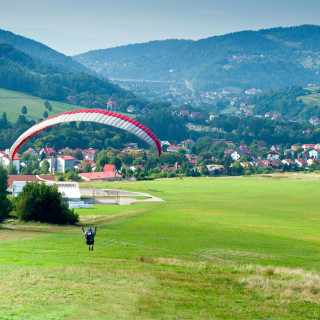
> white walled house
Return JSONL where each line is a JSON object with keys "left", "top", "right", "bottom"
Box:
{"left": 267, "top": 151, "right": 280, "bottom": 161}
{"left": 23, "top": 148, "right": 38, "bottom": 156}
{"left": 231, "top": 150, "right": 245, "bottom": 161}
{"left": 57, "top": 156, "right": 75, "bottom": 172}
{"left": 82, "top": 148, "right": 96, "bottom": 161}
{"left": 0, "top": 151, "right": 20, "bottom": 174}
{"left": 42, "top": 156, "right": 75, "bottom": 173}
{"left": 295, "top": 158, "right": 308, "bottom": 167}
{"left": 309, "top": 149, "right": 320, "bottom": 159}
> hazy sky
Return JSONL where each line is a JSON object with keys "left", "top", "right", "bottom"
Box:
{"left": 0, "top": 0, "right": 319, "bottom": 56}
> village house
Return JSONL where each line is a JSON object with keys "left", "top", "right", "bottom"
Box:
{"left": 43, "top": 156, "right": 75, "bottom": 173}
{"left": 267, "top": 151, "right": 280, "bottom": 161}
{"left": 190, "top": 112, "right": 204, "bottom": 119}
{"left": 58, "top": 147, "right": 75, "bottom": 154}
{"left": 127, "top": 105, "right": 137, "bottom": 113}
{"left": 181, "top": 139, "right": 195, "bottom": 148}
{"left": 307, "top": 158, "right": 320, "bottom": 166}
{"left": 106, "top": 101, "right": 117, "bottom": 110}
{"left": 40, "top": 147, "right": 56, "bottom": 157}
{"left": 127, "top": 143, "right": 138, "bottom": 149}
{"left": 257, "top": 141, "right": 267, "bottom": 150}
{"left": 302, "top": 144, "right": 315, "bottom": 151}
{"left": 271, "top": 114, "right": 284, "bottom": 121}
{"left": 122, "top": 147, "right": 139, "bottom": 153}
{"left": 239, "top": 145, "right": 250, "bottom": 154}
{"left": 240, "top": 162, "right": 250, "bottom": 168}
{"left": 78, "top": 164, "right": 122, "bottom": 181}
{"left": 284, "top": 149, "right": 294, "bottom": 157}
{"left": 270, "top": 145, "right": 283, "bottom": 152}
{"left": 259, "top": 160, "right": 273, "bottom": 168}
{"left": 231, "top": 150, "right": 246, "bottom": 161}
{"left": 161, "top": 162, "right": 178, "bottom": 172}
{"left": 141, "top": 107, "right": 150, "bottom": 115}
{"left": 79, "top": 171, "right": 122, "bottom": 182}
{"left": 282, "top": 159, "right": 293, "bottom": 166}
{"left": 245, "top": 88, "right": 261, "bottom": 95}
{"left": 206, "top": 164, "right": 224, "bottom": 175}
{"left": 23, "top": 148, "right": 38, "bottom": 156}
{"left": 167, "top": 146, "right": 189, "bottom": 154}
{"left": 66, "top": 95, "right": 78, "bottom": 105}
{"left": 82, "top": 148, "right": 96, "bottom": 161}
{"left": 271, "top": 159, "right": 283, "bottom": 168}
{"left": 130, "top": 165, "right": 144, "bottom": 172}
{"left": 251, "top": 152, "right": 262, "bottom": 160}
{"left": 180, "top": 110, "right": 189, "bottom": 117}
{"left": 224, "top": 149, "right": 235, "bottom": 156}
{"left": 103, "top": 164, "right": 119, "bottom": 173}
{"left": 309, "top": 149, "right": 320, "bottom": 159}
{"left": 295, "top": 158, "right": 308, "bottom": 168}
{"left": 291, "top": 145, "right": 301, "bottom": 152}
{"left": 0, "top": 151, "right": 20, "bottom": 174}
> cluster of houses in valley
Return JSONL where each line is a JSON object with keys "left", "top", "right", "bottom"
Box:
{"left": 2, "top": 137, "right": 320, "bottom": 181}
{"left": 223, "top": 141, "right": 320, "bottom": 170}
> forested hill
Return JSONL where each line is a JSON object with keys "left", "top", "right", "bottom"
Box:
{"left": 0, "top": 43, "right": 134, "bottom": 106}
{"left": 0, "top": 29, "right": 91, "bottom": 74}
{"left": 74, "top": 25, "right": 320, "bottom": 90}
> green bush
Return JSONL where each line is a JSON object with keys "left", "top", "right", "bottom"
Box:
{"left": 0, "top": 164, "right": 10, "bottom": 222}
{"left": 15, "top": 182, "right": 79, "bottom": 224}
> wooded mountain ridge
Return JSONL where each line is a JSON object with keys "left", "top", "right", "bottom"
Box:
{"left": 74, "top": 25, "right": 320, "bottom": 91}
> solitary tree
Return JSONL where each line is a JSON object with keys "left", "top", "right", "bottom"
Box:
{"left": 73, "top": 149, "right": 84, "bottom": 161}
{"left": 7, "top": 163, "right": 17, "bottom": 175}
{"left": 44, "top": 100, "right": 52, "bottom": 111}
{"left": 43, "top": 110, "right": 48, "bottom": 118}
{"left": 83, "top": 162, "right": 92, "bottom": 173}
{"left": 40, "top": 160, "right": 50, "bottom": 174}
{"left": 21, "top": 106, "right": 27, "bottom": 114}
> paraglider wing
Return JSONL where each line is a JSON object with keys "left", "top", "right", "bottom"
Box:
{"left": 9, "top": 110, "right": 161, "bottom": 160}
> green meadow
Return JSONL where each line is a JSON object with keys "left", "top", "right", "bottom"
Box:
{"left": 1, "top": 175, "right": 320, "bottom": 319}
{"left": 0, "top": 88, "right": 84, "bottom": 122}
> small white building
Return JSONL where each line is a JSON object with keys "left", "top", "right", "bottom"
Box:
{"left": 0, "top": 151, "right": 20, "bottom": 174}
{"left": 82, "top": 148, "right": 96, "bottom": 161}
{"left": 231, "top": 150, "right": 245, "bottom": 161}
{"left": 42, "top": 156, "right": 75, "bottom": 173}
{"left": 309, "top": 149, "right": 320, "bottom": 159}
{"left": 23, "top": 148, "right": 38, "bottom": 156}
{"left": 267, "top": 151, "right": 280, "bottom": 161}
{"left": 167, "top": 146, "right": 189, "bottom": 154}
{"left": 295, "top": 158, "right": 308, "bottom": 167}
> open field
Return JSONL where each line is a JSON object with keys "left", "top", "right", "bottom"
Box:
{"left": 298, "top": 92, "right": 320, "bottom": 107}
{"left": 0, "top": 88, "right": 84, "bottom": 122}
{"left": 1, "top": 175, "right": 320, "bottom": 319}
{"left": 0, "top": 88, "right": 136, "bottom": 122}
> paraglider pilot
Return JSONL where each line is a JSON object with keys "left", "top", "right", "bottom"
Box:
{"left": 82, "top": 226, "right": 97, "bottom": 251}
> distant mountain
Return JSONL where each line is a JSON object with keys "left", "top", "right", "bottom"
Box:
{"left": 74, "top": 25, "right": 320, "bottom": 91}
{"left": 0, "top": 29, "right": 91, "bottom": 74}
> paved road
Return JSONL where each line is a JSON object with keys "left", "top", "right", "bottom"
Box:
{"left": 80, "top": 188, "right": 164, "bottom": 205}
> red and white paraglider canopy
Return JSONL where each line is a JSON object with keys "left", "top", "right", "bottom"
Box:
{"left": 9, "top": 109, "right": 161, "bottom": 160}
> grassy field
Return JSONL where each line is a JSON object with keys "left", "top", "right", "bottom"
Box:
{"left": 0, "top": 88, "right": 136, "bottom": 123}
{"left": 298, "top": 86, "right": 320, "bottom": 107}
{"left": 0, "top": 88, "right": 85, "bottom": 122}
{"left": 298, "top": 92, "right": 320, "bottom": 107}
{"left": 1, "top": 175, "right": 320, "bottom": 319}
